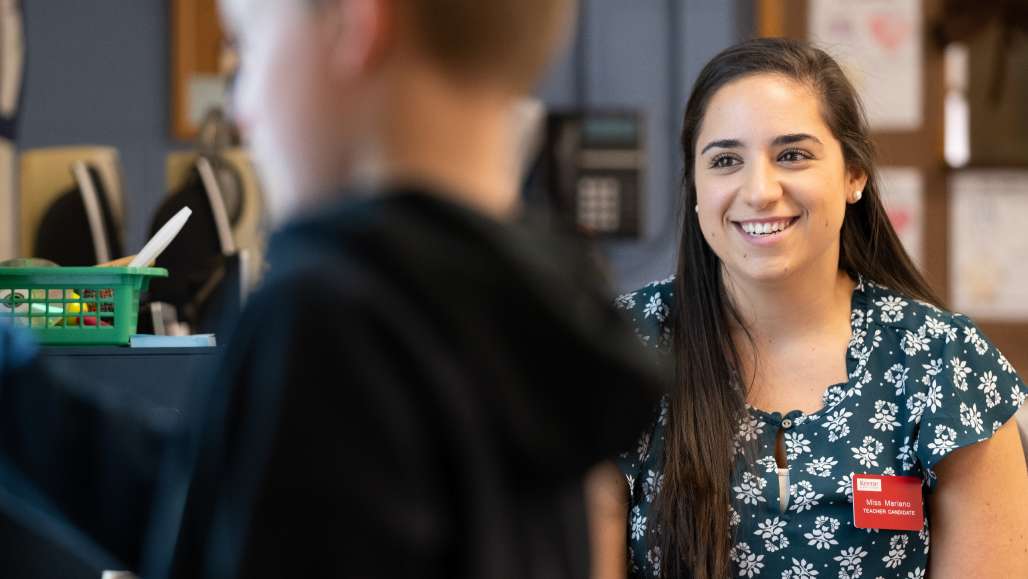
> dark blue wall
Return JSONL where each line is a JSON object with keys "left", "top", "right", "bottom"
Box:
{"left": 18, "top": 1, "right": 177, "bottom": 250}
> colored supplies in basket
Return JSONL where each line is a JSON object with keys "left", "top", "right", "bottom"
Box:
{"left": 0, "top": 267, "right": 168, "bottom": 344}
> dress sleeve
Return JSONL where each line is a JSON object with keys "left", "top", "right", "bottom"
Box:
{"left": 913, "top": 314, "right": 1026, "bottom": 487}
{"left": 612, "top": 283, "right": 671, "bottom": 490}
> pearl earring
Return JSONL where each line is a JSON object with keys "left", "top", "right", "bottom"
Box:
{"left": 853, "top": 190, "right": 863, "bottom": 202}
{"left": 695, "top": 204, "right": 699, "bottom": 214}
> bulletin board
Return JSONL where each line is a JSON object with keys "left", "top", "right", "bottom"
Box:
{"left": 171, "top": 0, "right": 231, "bottom": 140}
{"left": 757, "top": 0, "right": 1028, "bottom": 374}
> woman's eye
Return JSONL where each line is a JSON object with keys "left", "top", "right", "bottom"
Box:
{"left": 710, "top": 155, "right": 740, "bottom": 169}
{"left": 779, "top": 149, "right": 812, "bottom": 163}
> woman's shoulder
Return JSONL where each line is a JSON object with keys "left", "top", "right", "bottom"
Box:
{"left": 857, "top": 278, "right": 1019, "bottom": 386}
{"left": 856, "top": 279, "right": 1025, "bottom": 482}
{"left": 857, "top": 279, "right": 988, "bottom": 348}
{"left": 614, "top": 275, "right": 676, "bottom": 350}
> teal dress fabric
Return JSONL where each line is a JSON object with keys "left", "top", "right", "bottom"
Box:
{"left": 615, "top": 276, "right": 1026, "bottom": 578}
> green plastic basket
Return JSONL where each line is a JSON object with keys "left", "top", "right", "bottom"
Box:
{"left": 0, "top": 267, "right": 168, "bottom": 346}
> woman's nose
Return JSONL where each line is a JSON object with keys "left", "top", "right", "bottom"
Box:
{"left": 741, "top": 157, "right": 783, "bottom": 210}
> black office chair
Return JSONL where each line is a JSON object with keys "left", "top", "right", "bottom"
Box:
{"left": 33, "top": 161, "right": 125, "bottom": 266}
{"left": 142, "top": 154, "right": 248, "bottom": 336}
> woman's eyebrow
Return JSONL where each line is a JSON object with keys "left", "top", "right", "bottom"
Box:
{"left": 700, "top": 139, "right": 743, "bottom": 155}
{"left": 772, "top": 133, "right": 822, "bottom": 146}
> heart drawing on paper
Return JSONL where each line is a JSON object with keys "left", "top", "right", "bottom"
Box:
{"left": 869, "top": 13, "right": 911, "bottom": 53}
{"left": 887, "top": 209, "right": 911, "bottom": 232}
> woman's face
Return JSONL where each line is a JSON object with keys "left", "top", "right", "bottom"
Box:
{"left": 693, "top": 73, "right": 866, "bottom": 285}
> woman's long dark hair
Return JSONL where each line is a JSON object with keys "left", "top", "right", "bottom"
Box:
{"left": 659, "top": 38, "right": 942, "bottom": 579}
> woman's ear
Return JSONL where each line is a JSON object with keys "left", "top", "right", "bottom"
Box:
{"left": 847, "top": 167, "right": 869, "bottom": 204}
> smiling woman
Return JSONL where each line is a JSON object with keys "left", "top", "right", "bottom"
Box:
{"left": 588, "top": 38, "right": 1028, "bottom": 579}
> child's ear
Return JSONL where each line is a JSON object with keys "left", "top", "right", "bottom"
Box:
{"left": 324, "top": 0, "right": 392, "bottom": 80}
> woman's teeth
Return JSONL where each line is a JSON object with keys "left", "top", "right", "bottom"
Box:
{"left": 740, "top": 219, "right": 793, "bottom": 236}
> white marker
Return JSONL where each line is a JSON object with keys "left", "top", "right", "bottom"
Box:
{"left": 130, "top": 206, "right": 192, "bottom": 268}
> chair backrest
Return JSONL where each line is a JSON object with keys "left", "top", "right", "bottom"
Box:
{"left": 0, "top": 140, "right": 16, "bottom": 260}
{"left": 166, "top": 148, "right": 266, "bottom": 295}
{"left": 18, "top": 146, "right": 124, "bottom": 259}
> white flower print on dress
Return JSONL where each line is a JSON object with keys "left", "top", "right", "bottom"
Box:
{"left": 1012, "top": 384, "right": 1027, "bottom": 408}
{"left": 636, "top": 431, "right": 651, "bottom": 462}
{"left": 731, "top": 542, "right": 765, "bottom": 578}
{"left": 921, "top": 358, "right": 944, "bottom": 384}
{"left": 646, "top": 546, "right": 661, "bottom": 578}
{"left": 643, "top": 293, "right": 668, "bottom": 322}
{"left": 630, "top": 505, "right": 647, "bottom": 541}
{"left": 642, "top": 470, "right": 664, "bottom": 503}
{"left": 906, "top": 567, "right": 926, "bottom": 579}
{"left": 734, "top": 472, "right": 768, "bottom": 506}
{"left": 850, "top": 307, "right": 865, "bottom": 328}
{"left": 959, "top": 402, "right": 984, "bottom": 434}
{"left": 738, "top": 552, "right": 765, "bottom": 577}
{"left": 788, "top": 480, "right": 823, "bottom": 513}
{"left": 884, "top": 363, "right": 910, "bottom": 396}
{"left": 738, "top": 415, "right": 765, "bottom": 442}
{"left": 834, "top": 546, "right": 868, "bottom": 579}
{"left": 614, "top": 292, "right": 637, "bottom": 310}
{"left": 823, "top": 409, "right": 853, "bottom": 442}
{"left": 963, "top": 325, "right": 988, "bottom": 356}
{"left": 906, "top": 392, "right": 927, "bottom": 424}
{"left": 657, "top": 397, "right": 669, "bottom": 426}
{"left": 805, "top": 456, "right": 838, "bottom": 478}
{"left": 757, "top": 456, "right": 779, "bottom": 473}
{"left": 781, "top": 558, "right": 819, "bottom": 578}
{"left": 998, "top": 350, "right": 1016, "bottom": 375}
{"left": 754, "top": 517, "right": 789, "bottom": 552}
{"left": 924, "top": 316, "right": 957, "bottom": 343}
{"left": 785, "top": 431, "right": 812, "bottom": 461}
{"left": 869, "top": 400, "right": 900, "bottom": 431}
{"left": 949, "top": 357, "right": 971, "bottom": 391}
{"left": 876, "top": 296, "right": 907, "bottom": 323}
{"left": 851, "top": 369, "right": 872, "bottom": 397}
{"left": 882, "top": 534, "right": 909, "bottom": 568}
{"left": 897, "top": 436, "right": 915, "bottom": 471}
{"left": 852, "top": 436, "right": 884, "bottom": 468}
{"left": 978, "top": 370, "right": 1001, "bottom": 409}
{"left": 823, "top": 384, "right": 848, "bottom": 408}
{"left": 836, "top": 473, "right": 854, "bottom": 501}
{"left": 924, "top": 380, "right": 943, "bottom": 414}
{"left": 804, "top": 516, "right": 840, "bottom": 550}
{"left": 900, "top": 327, "right": 929, "bottom": 356}
{"left": 729, "top": 505, "right": 742, "bottom": 528}
{"left": 926, "top": 425, "right": 958, "bottom": 455}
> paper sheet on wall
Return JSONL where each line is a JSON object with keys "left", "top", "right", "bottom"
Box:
{"left": 951, "top": 171, "right": 1028, "bottom": 321}
{"left": 0, "top": 0, "right": 22, "bottom": 260}
{"left": 878, "top": 167, "right": 924, "bottom": 269}
{"left": 809, "top": 0, "right": 923, "bottom": 131}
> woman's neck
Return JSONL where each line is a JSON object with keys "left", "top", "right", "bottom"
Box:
{"left": 725, "top": 262, "right": 855, "bottom": 345}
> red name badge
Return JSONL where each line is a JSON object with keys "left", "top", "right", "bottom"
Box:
{"left": 852, "top": 474, "right": 924, "bottom": 531}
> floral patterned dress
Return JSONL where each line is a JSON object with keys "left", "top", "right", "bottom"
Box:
{"left": 615, "top": 276, "right": 1026, "bottom": 578}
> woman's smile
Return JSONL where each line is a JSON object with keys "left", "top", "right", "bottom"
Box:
{"left": 731, "top": 215, "right": 801, "bottom": 246}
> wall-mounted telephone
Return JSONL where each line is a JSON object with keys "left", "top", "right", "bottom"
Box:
{"left": 527, "top": 110, "right": 645, "bottom": 239}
